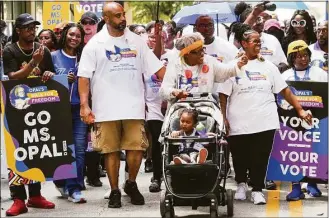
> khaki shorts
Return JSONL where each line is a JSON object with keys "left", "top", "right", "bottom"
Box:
{"left": 93, "top": 120, "right": 149, "bottom": 154}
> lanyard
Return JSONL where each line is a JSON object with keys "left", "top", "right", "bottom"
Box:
{"left": 294, "top": 66, "right": 310, "bottom": 81}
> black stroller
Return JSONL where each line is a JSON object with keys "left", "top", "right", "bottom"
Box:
{"left": 160, "top": 93, "right": 234, "bottom": 218}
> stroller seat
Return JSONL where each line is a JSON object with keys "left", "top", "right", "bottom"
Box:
{"left": 169, "top": 113, "right": 216, "bottom": 133}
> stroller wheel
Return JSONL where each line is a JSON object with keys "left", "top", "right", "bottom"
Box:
{"left": 210, "top": 210, "right": 218, "bottom": 218}
{"left": 160, "top": 190, "right": 175, "bottom": 218}
{"left": 209, "top": 197, "right": 219, "bottom": 218}
{"left": 226, "top": 189, "right": 234, "bottom": 217}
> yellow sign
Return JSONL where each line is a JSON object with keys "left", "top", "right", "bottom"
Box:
{"left": 42, "top": 2, "right": 70, "bottom": 30}
{"left": 73, "top": 1, "right": 104, "bottom": 23}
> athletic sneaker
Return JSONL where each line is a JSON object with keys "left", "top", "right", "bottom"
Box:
{"left": 234, "top": 183, "right": 248, "bottom": 200}
{"left": 68, "top": 191, "right": 86, "bottom": 203}
{"left": 251, "top": 191, "right": 266, "bottom": 205}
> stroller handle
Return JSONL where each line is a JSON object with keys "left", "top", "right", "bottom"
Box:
{"left": 187, "top": 92, "right": 209, "bottom": 98}
{"left": 165, "top": 135, "right": 218, "bottom": 143}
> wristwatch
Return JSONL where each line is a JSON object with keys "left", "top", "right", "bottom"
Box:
{"left": 29, "top": 60, "right": 38, "bottom": 68}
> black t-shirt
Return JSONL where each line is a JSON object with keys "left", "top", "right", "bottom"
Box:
{"left": 3, "top": 42, "right": 54, "bottom": 77}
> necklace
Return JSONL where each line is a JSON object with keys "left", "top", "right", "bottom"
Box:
{"left": 294, "top": 66, "right": 311, "bottom": 81}
{"left": 17, "top": 42, "right": 34, "bottom": 56}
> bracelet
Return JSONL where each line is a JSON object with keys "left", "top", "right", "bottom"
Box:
{"left": 29, "top": 60, "right": 38, "bottom": 68}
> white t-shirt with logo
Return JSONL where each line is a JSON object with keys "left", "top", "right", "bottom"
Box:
{"left": 203, "top": 37, "right": 239, "bottom": 93}
{"left": 260, "top": 33, "right": 287, "bottom": 66}
{"left": 309, "top": 43, "right": 327, "bottom": 70}
{"left": 160, "top": 55, "right": 240, "bottom": 100}
{"left": 204, "top": 37, "right": 238, "bottom": 64}
{"left": 281, "top": 66, "right": 328, "bottom": 82}
{"left": 309, "top": 43, "right": 326, "bottom": 62}
{"left": 144, "top": 53, "right": 171, "bottom": 121}
{"left": 78, "top": 27, "right": 163, "bottom": 122}
{"left": 218, "top": 59, "right": 288, "bottom": 136}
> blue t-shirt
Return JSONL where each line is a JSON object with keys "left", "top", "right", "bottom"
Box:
{"left": 51, "top": 50, "right": 79, "bottom": 105}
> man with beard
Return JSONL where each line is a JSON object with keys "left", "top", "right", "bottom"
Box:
{"left": 78, "top": 2, "right": 165, "bottom": 208}
{"left": 2, "top": 13, "right": 55, "bottom": 216}
{"left": 309, "top": 20, "right": 328, "bottom": 71}
{"left": 195, "top": 15, "right": 238, "bottom": 64}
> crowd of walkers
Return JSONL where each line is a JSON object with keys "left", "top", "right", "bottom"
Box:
{"left": 0, "top": 1, "right": 327, "bottom": 216}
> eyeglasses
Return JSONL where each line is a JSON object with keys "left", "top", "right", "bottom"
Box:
{"left": 189, "top": 47, "right": 206, "bottom": 56}
{"left": 291, "top": 19, "right": 306, "bottom": 28}
{"left": 247, "top": 39, "right": 261, "bottom": 44}
{"left": 197, "top": 23, "right": 214, "bottom": 29}
{"left": 81, "top": 20, "right": 96, "bottom": 26}
{"left": 295, "top": 53, "right": 309, "bottom": 59}
{"left": 54, "top": 31, "right": 62, "bottom": 36}
{"left": 21, "top": 26, "right": 38, "bottom": 32}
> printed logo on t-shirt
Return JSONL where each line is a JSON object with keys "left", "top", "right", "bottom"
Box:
{"left": 105, "top": 45, "right": 137, "bottom": 62}
{"left": 55, "top": 67, "right": 76, "bottom": 75}
{"left": 209, "top": 54, "right": 224, "bottom": 62}
{"left": 147, "top": 75, "right": 162, "bottom": 93}
{"left": 179, "top": 75, "right": 198, "bottom": 91}
{"left": 260, "top": 47, "right": 274, "bottom": 56}
{"left": 310, "top": 59, "right": 326, "bottom": 70}
{"left": 246, "top": 71, "right": 267, "bottom": 81}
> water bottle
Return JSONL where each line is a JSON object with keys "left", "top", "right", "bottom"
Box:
{"left": 196, "top": 122, "right": 207, "bottom": 138}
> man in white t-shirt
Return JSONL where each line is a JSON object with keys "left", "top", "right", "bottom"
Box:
{"left": 78, "top": 2, "right": 165, "bottom": 208}
{"left": 309, "top": 20, "right": 328, "bottom": 71}
{"left": 195, "top": 15, "right": 239, "bottom": 95}
{"left": 195, "top": 15, "right": 238, "bottom": 64}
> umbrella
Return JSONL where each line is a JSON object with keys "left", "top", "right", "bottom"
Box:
{"left": 274, "top": 2, "right": 308, "bottom": 10}
{"left": 173, "top": 2, "right": 237, "bottom": 26}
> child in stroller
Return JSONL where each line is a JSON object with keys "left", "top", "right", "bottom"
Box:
{"left": 160, "top": 93, "right": 234, "bottom": 218}
{"left": 170, "top": 108, "right": 208, "bottom": 165}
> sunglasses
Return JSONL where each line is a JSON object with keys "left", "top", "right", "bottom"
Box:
{"left": 21, "top": 26, "right": 38, "bottom": 32}
{"left": 54, "top": 31, "right": 62, "bottom": 36}
{"left": 291, "top": 19, "right": 306, "bottom": 28}
{"left": 189, "top": 47, "right": 206, "bottom": 56}
{"left": 81, "top": 20, "right": 96, "bottom": 26}
{"left": 256, "top": 16, "right": 264, "bottom": 24}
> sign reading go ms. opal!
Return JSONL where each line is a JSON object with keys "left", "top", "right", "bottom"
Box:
{"left": 267, "top": 81, "right": 328, "bottom": 183}
{"left": 0, "top": 76, "right": 76, "bottom": 186}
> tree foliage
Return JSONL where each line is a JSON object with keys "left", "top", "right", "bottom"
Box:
{"left": 129, "top": 1, "right": 194, "bottom": 24}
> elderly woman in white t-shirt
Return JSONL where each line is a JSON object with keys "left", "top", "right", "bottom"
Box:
{"left": 159, "top": 32, "right": 248, "bottom": 102}
{"left": 282, "top": 40, "right": 327, "bottom": 201}
{"left": 218, "top": 28, "right": 313, "bottom": 205}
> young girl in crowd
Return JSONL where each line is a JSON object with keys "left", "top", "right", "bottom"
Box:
{"left": 51, "top": 23, "right": 87, "bottom": 203}
{"left": 37, "top": 29, "right": 57, "bottom": 52}
{"left": 171, "top": 108, "right": 208, "bottom": 164}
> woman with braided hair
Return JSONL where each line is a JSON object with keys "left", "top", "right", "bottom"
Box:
{"left": 51, "top": 23, "right": 87, "bottom": 203}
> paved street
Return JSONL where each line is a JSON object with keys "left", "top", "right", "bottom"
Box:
{"left": 0, "top": 159, "right": 327, "bottom": 218}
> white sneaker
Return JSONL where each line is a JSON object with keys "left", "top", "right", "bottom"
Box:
{"left": 301, "top": 183, "right": 308, "bottom": 192}
{"left": 234, "top": 183, "right": 248, "bottom": 200}
{"left": 104, "top": 189, "right": 111, "bottom": 199}
{"left": 251, "top": 191, "right": 266, "bottom": 205}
